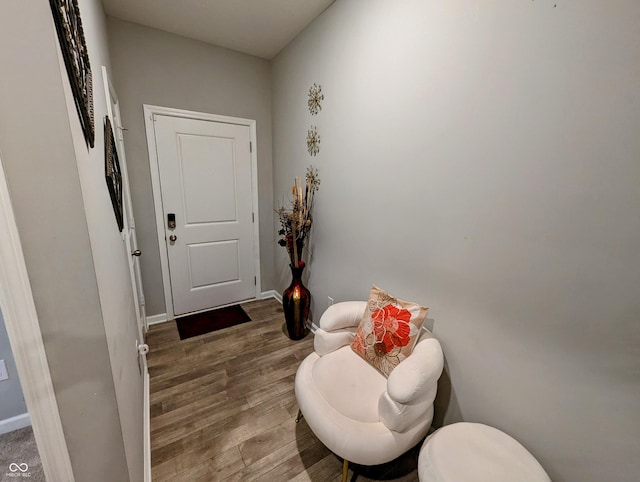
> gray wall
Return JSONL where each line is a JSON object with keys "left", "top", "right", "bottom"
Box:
{"left": 107, "top": 17, "right": 275, "bottom": 316}
{"left": 0, "top": 1, "right": 131, "bottom": 480}
{"left": 272, "top": 1, "right": 640, "bottom": 481}
{"left": 0, "top": 309, "right": 27, "bottom": 421}
{"left": 67, "top": 1, "right": 145, "bottom": 480}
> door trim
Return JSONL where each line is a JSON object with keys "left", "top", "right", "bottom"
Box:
{"left": 0, "top": 153, "right": 75, "bottom": 481}
{"left": 143, "top": 105, "right": 261, "bottom": 320}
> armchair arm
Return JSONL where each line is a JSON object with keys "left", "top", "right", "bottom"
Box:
{"left": 387, "top": 337, "right": 444, "bottom": 403}
{"left": 318, "top": 301, "right": 367, "bottom": 331}
{"left": 313, "top": 301, "right": 366, "bottom": 356}
{"left": 378, "top": 337, "right": 444, "bottom": 432}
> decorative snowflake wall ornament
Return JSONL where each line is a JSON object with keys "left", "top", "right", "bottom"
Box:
{"left": 307, "top": 83, "right": 324, "bottom": 115}
{"left": 306, "top": 126, "right": 320, "bottom": 156}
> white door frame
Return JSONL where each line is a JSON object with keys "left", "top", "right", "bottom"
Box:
{"left": 0, "top": 155, "right": 75, "bottom": 481}
{"left": 143, "top": 105, "right": 261, "bottom": 320}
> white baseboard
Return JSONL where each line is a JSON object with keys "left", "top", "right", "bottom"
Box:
{"left": 261, "top": 290, "right": 282, "bottom": 303}
{"left": 0, "top": 413, "right": 31, "bottom": 435}
{"left": 146, "top": 313, "right": 168, "bottom": 326}
{"left": 143, "top": 370, "right": 151, "bottom": 482}
{"left": 260, "top": 290, "right": 275, "bottom": 299}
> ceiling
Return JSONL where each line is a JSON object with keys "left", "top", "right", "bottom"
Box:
{"left": 102, "top": 0, "right": 336, "bottom": 60}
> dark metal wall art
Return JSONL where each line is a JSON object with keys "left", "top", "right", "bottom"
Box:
{"left": 306, "top": 126, "right": 320, "bottom": 156}
{"left": 49, "top": 0, "right": 95, "bottom": 148}
{"left": 104, "top": 117, "right": 124, "bottom": 231}
{"left": 308, "top": 83, "right": 324, "bottom": 115}
{"left": 306, "top": 83, "right": 323, "bottom": 157}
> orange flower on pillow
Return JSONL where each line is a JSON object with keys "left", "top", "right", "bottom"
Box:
{"left": 371, "top": 304, "right": 412, "bottom": 354}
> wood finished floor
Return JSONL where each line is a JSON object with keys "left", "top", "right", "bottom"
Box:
{"left": 147, "top": 298, "right": 419, "bottom": 481}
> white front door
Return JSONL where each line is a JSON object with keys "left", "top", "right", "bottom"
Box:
{"left": 153, "top": 115, "right": 257, "bottom": 316}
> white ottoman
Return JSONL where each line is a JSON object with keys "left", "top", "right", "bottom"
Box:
{"left": 418, "top": 422, "right": 550, "bottom": 482}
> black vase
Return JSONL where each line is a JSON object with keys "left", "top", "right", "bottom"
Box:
{"left": 283, "top": 264, "right": 310, "bottom": 340}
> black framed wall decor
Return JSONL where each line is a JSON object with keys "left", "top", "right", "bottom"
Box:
{"left": 49, "top": 0, "right": 95, "bottom": 148}
{"left": 104, "top": 117, "right": 124, "bottom": 232}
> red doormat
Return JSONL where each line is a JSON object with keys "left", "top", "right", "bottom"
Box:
{"left": 176, "top": 304, "right": 251, "bottom": 340}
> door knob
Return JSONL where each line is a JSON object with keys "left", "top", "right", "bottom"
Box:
{"left": 169, "top": 234, "right": 177, "bottom": 242}
{"left": 138, "top": 343, "right": 149, "bottom": 355}
{"left": 131, "top": 250, "right": 142, "bottom": 257}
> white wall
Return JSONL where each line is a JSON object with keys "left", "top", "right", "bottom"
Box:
{"left": 0, "top": 309, "right": 27, "bottom": 422}
{"left": 272, "top": 1, "right": 640, "bottom": 481}
{"left": 107, "top": 18, "right": 274, "bottom": 317}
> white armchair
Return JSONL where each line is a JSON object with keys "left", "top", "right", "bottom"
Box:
{"left": 295, "top": 301, "right": 444, "bottom": 480}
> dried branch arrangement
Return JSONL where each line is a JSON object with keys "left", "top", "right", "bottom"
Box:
{"left": 277, "top": 165, "right": 321, "bottom": 267}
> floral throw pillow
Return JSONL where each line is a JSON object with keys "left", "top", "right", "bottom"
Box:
{"left": 350, "top": 286, "right": 428, "bottom": 377}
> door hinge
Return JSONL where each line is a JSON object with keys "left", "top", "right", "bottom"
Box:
{"left": 252, "top": 212, "right": 255, "bottom": 223}
{"left": 254, "top": 276, "right": 257, "bottom": 286}
{"left": 250, "top": 141, "right": 252, "bottom": 153}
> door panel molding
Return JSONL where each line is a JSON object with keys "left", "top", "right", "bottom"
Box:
{"left": 143, "top": 105, "right": 261, "bottom": 320}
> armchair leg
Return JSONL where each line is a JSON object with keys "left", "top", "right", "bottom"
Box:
{"left": 295, "top": 409, "right": 304, "bottom": 423}
{"left": 342, "top": 459, "right": 349, "bottom": 482}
